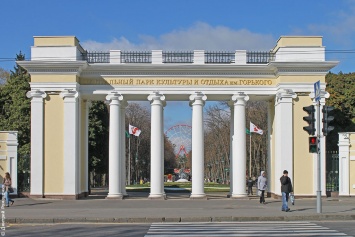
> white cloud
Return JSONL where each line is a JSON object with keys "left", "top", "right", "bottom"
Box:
{"left": 82, "top": 22, "right": 276, "bottom": 51}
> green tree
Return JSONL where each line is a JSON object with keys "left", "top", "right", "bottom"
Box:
{"left": 0, "top": 53, "right": 31, "bottom": 171}
{"left": 88, "top": 101, "right": 109, "bottom": 185}
{"left": 325, "top": 72, "right": 355, "bottom": 150}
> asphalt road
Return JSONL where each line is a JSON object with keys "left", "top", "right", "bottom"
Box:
{"left": 5, "top": 221, "right": 355, "bottom": 237}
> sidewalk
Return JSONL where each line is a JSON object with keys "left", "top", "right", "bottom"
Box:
{"left": 4, "top": 190, "right": 355, "bottom": 224}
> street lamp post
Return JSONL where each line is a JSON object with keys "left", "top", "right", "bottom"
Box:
{"left": 221, "top": 159, "right": 225, "bottom": 184}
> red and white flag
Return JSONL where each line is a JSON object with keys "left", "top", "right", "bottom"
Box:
{"left": 250, "top": 122, "right": 263, "bottom": 135}
{"left": 129, "top": 124, "right": 141, "bottom": 136}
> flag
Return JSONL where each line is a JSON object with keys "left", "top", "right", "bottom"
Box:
{"left": 246, "top": 128, "right": 251, "bottom": 135}
{"left": 129, "top": 124, "right": 141, "bottom": 136}
{"left": 250, "top": 122, "right": 263, "bottom": 135}
{"left": 125, "top": 131, "right": 130, "bottom": 138}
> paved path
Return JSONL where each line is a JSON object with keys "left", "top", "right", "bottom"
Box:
{"left": 3, "top": 191, "right": 355, "bottom": 224}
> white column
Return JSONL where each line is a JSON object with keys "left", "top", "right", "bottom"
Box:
{"left": 120, "top": 101, "right": 128, "bottom": 196}
{"left": 189, "top": 92, "right": 207, "bottom": 199}
{"left": 60, "top": 89, "right": 80, "bottom": 196}
{"left": 26, "top": 90, "right": 47, "bottom": 197}
{"left": 148, "top": 92, "right": 166, "bottom": 199}
{"left": 106, "top": 92, "right": 124, "bottom": 199}
{"left": 274, "top": 89, "right": 297, "bottom": 196}
{"left": 338, "top": 133, "right": 350, "bottom": 196}
{"left": 228, "top": 101, "right": 234, "bottom": 197}
{"left": 231, "top": 93, "right": 249, "bottom": 198}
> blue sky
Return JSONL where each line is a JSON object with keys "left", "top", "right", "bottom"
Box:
{"left": 1, "top": 0, "right": 355, "bottom": 129}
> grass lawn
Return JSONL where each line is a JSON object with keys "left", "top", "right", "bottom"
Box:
{"left": 127, "top": 182, "right": 230, "bottom": 192}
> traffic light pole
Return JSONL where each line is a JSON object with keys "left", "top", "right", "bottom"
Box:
{"left": 316, "top": 100, "right": 322, "bottom": 213}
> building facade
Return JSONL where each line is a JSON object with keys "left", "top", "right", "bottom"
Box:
{"left": 18, "top": 35, "right": 338, "bottom": 199}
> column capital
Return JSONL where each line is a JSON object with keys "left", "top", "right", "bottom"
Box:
{"left": 231, "top": 92, "right": 249, "bottom": 105}
{"left": 276, "top": 89, "right": 297, "bottom": 103}
{"left": 106, "top": 91, "right": 124, "bottom": 101}
{"left": 310, "top": 91, "right": 329, "bottom": 105}
{"left": 148, "top": 91, "right": 166, "bottom": 106}
{"left": 26, "top": 90, "right": 47, "bottom": 100}
{"left": 60, "top": 89, "right": 79, "bottom": 100}
{"left": 106, "top": 91, "right": 126, "bottom": 106}
{"left": 189, "top": 92, "right": 207, "bottom": 106}
{"left": 338, "top": 133, "right": 351, "bottom": 147}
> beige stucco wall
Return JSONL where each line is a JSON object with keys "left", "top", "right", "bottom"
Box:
{"left": 0, "top": 133, "right": 8, "bottom": 181}
{"left": 293, "top": 94, "right": 315, "bottom": 195}
{"left": 44, "top": 94, "right": 64, "bottom": 193}
{"left": 277, "top": 75, "right": 325, "bottom": 84}
{"left": 273, "top": 36, "right": 323, "bottom": 52}
{"left": 31, "top": 74, "right": 79, "bottom": 83}
{"left": 34, "top": 36, "right": 79, "bottom": 47}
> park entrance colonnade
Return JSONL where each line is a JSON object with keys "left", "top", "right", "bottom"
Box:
{"left": 18, "top": 35, "right": 338, "bottom": 199}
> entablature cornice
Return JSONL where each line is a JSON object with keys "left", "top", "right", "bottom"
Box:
{"left": 17, "top": 60, "right": 338, "bottom": 78}
{"left": 270, "top": 61, "right": 339, "bottom": 76}
{"left": 16, "top": 61, "right": 88, "bottom": 75}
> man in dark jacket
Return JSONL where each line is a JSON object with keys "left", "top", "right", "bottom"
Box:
{"left": 247, "top": 177, "right": 254, "bottom": 195}
{"left": 280, "top": 170, "right": 293, "bottom": 212}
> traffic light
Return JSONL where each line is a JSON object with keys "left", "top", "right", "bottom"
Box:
{"left": 303, "top": 105, "right": 316, "bottom": 135}
{"left": 309, "top": 136, "right": 318, "bottom": 153}
{"left": 322, "top": 106, "right": 334, "bottom": 136}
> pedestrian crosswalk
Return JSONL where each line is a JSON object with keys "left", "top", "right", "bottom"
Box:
{"left": 145, "top": 221, "right": 352, "bottom": 236}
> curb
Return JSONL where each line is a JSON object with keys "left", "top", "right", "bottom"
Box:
{"left": 7, "top": 214, "right": 355, "bottom": 224}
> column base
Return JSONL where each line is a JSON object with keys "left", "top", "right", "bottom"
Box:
{"left": 230, "top": 193, "right": 248, "bottom": 199}
{"left": 106, "top": 194, "right": 124, "bottom": 200}
{"left": 148, "top": 193, "right": 167, "bottom": 200}
{"left": 190, "top": 194, "right": 207, "bottom": 200}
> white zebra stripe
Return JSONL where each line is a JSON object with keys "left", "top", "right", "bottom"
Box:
{"left": 145, "top": 221, "right": 351, "bottom": 237}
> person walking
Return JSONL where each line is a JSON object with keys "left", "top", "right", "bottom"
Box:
{"left": 280, "top": 170, "right": 293, "bottom": 212}
{"left": 257, "top": 171, "right": 267, "bottom": 204}
{"left": 2, "top": 172, "right": 14, "bottom": 207}
{"left": 247, "top": 177, "right": 254, "bottom": 195}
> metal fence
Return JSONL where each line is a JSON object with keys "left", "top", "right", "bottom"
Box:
{"left": 326, "top": 151, "right": 339, "bottom": 192}
{"left": 205, "top": 51, "right": 235, "bottom": 64}
{"left": 82, "top": 51, "right": 110, "bottom": 63}
{"left": 81, "top": 50, "right": 275, "bottom": 64}
{"left": 162, "top": 51, "right": 193, "bottom": 63}
{"left": 121, "top": 51, "right": 152, "bottom": 63}
{"left": 247, "top": 51, "right": 275, "bottom": 64}
{"left": 17, "top": 171, "right": 30, "bottom": 192}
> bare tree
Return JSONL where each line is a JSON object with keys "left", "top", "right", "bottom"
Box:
{"left": 0, "top": 68, "right": 10, "bottom": 84}
{"left": 203, "top": 101, "right": 268, "bottom": 182}
{"left": 246, "top": 101, "right": 268, "bottom": 177}
{"left": 125, "top": 102, "right": 176, "bottom": 184}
